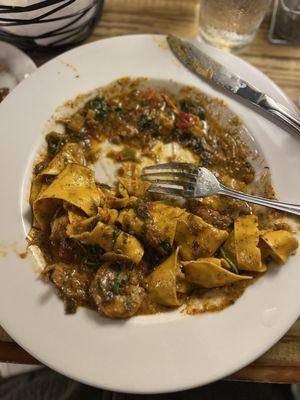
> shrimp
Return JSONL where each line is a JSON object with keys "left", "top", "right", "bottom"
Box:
{"left": 90, "top": 263, "right": 145, "bottom": 318}
{"left": 43, "top": 262, "right": 93, "bottom": 304}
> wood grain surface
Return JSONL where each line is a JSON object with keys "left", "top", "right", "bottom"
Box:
{"left": 242, "top": 19, "right": 300, "bottom": 105}
{"left": 1, "top": 0, "right": 300, "bottom": 385}
{"left": 91, "top": 0, "right": 200, "bottom": 38}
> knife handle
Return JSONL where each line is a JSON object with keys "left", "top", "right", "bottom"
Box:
{"left": 260, "top": 95, "right": 300, "bottom": 139}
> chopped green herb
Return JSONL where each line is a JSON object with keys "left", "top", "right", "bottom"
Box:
{"left": 220, "top": 247, "right": 239, "bottom": 274}
{"left": 46, "top": 132, "right": 65, "bottom": 157}
{"left": 138, "top": 114, "right": 152, "bottom": 131}
{"left": 85, "top": 96, "right": 108, "bottom": 120}
{"left": 159, "top": 240, "right": 173, "bottom": 255}
{"left": 111, "top": 270, "right": 132, "bottom": 295}
{"left": 111, "top": 276, "right": 122, "bottom": 295}
{"left": 197, "top": 108, "right": 206, "bottom": 120}
{"left": 138, "top": 114, "right": 159, "bottom": 135}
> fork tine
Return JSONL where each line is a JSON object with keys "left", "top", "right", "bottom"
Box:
{"left": 141, "top": 171, "right": 197, "bottom": 180}
{"left": 142, "top": 163, "right": 198, "bottom": 198}
{"left": 143, "top": 177, "right": 195, "bottom": 189}
{"left": 148, "top": 185, "right": 194, "bottom": 197}
{"left": 142, "top": 162, "right": 198, "bottom": 174}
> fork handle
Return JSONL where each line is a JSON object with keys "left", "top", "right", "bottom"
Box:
{"left": 218, "top": 184, "right": 300, "bottom": 217}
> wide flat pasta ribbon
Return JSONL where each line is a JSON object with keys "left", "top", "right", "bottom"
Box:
{"left": 147, "top": 247, "right": 181, "bottom": 306}
{"left": 118, "top": 177, "right": 151, "bottom": 198}
{"left": 67, "top": 218, "right": 144, "bottom": 264}
{"left": 182, "top": 258, "right": 252, "bottom": 288}
{"left": 39, "top": 143, "right": 85, "bottom": 176}
{"left": 175, "top": 213, "right": 228, "bottom": 260}
{"left": 234, "top": 215, "right": 265, "bottom": 272}
{"left": 147, "top": 202, "right": 185, "bottom": 246}
{"left": 118, "top": 201, "right": 185, "bottom": 246}
{"left": 118, "top": 208, "right": 144, "bottom": 236}
{"left": 33, "top": 164, "right": 103, "bottom": 229}
{"left": 260, "top": 230, "right": 298, "bottom": 264}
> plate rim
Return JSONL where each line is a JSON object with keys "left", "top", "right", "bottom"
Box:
{"left": 0, "top": 40, "right": 36, "bottom": 86}
{"left": 0, "top": 34, "right": 299, "bottom": 394}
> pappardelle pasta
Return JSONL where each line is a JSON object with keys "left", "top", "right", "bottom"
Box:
{"left": 28, "top": 78, "right": 298, "bottom": 318}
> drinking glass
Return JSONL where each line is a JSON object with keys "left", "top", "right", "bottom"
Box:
{"left": 199, "top": 0, "right": 271, "bottom": 51}
{"left": 276, "top": 0, "right": 300, "bottom": 41}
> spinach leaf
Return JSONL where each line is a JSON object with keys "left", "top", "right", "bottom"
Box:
{"left": 79, "top": 243, "right": 104, "bottom": 268}
{"left": 179, "top": 99, "right": 206, "bottom": 120}
{"left": 85, "top": 96, "right": 108, "bottom": 120}
{"left": 46, "top": 132, "right": 65, "bottom": 156}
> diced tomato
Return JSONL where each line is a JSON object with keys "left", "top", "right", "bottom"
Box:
{"left": 174, "top": 113, "right": 195, "bottom": 131}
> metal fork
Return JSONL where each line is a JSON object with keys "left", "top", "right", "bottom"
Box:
{"left": 142, "top": 163, "right": 300, "bottom": 217}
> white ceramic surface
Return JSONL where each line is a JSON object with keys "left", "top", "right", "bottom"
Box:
{"left": 0, "top": 41, "right": 36, "bottom": 90}
{"left": 0, "top": 35, "right": 299, "bottom": 394}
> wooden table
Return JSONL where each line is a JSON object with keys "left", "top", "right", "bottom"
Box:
{"left": 1, "top": 0, "right": 300, "bottom": 385}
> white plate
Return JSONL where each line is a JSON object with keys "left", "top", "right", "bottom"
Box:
{"left": 0, "top": 41, "right": 36, "bottom": 91}
{"left": 0, "top": 35, "right": 299, "bottom": 394}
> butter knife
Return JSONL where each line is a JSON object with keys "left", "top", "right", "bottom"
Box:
{"left": 167, "top": 35, "right": 300, "bottom": 139}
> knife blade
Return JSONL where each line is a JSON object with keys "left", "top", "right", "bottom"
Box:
{"left": 167, "top": 34, "right": 300, "bottom": 139}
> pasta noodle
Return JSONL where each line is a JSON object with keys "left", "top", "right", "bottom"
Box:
{"left": 28, "top": 78, "right": 298, "bottom": 319}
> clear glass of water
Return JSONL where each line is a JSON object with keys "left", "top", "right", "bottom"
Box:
{"left": 199, "top": 0, "right": 271, "bottom": 51}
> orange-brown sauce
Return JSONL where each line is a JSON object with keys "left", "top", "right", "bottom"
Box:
{"left": 28, "top": 78, "right": 287, "bottom": 318}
